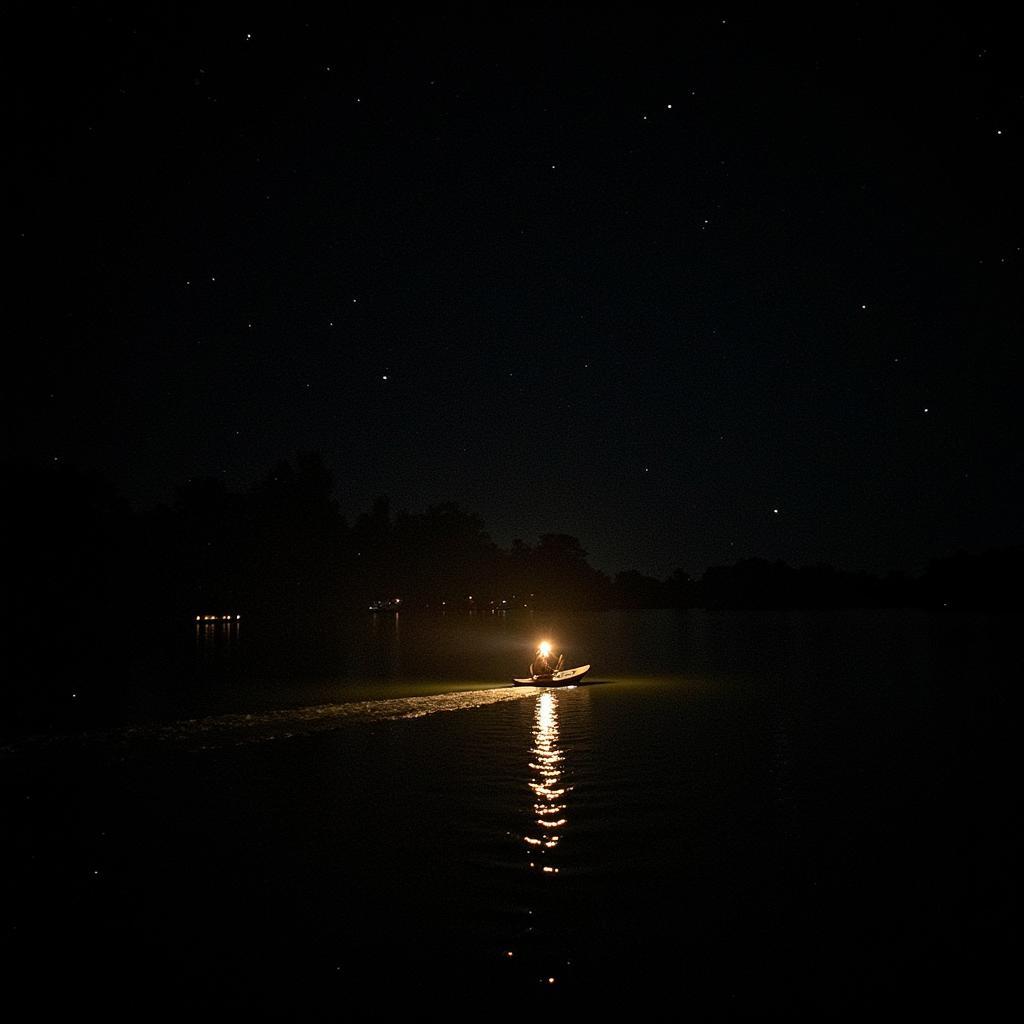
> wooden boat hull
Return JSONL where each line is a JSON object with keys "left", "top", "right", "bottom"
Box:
{"left": 512, "top": 664, "right": 590, "bottom": 686}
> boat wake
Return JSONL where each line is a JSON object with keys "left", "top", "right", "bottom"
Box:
{"left": 2, "top": 685, "right": 541, "bottom": 757}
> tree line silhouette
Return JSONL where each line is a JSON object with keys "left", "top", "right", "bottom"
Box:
{"left": 5, "top": 453, "right": 1022, "bottom": 640}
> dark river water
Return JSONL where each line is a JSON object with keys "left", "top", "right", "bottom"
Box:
{"left": 2, "top": 609, "right": 1018, "bottom": 1012}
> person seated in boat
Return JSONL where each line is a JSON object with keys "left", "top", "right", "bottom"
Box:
{"left": 530, "top": 642, "right": 563, "bottom": 678}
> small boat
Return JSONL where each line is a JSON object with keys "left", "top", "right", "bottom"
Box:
{"left": 512, "top": 664, "right": 591, "bottom": 687}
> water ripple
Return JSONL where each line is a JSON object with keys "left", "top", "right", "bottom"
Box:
{"left": 2, "top": 685, "right": 541, "bottom": 756}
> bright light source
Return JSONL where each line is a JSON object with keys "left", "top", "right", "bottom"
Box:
{"left": 539, "top": 641, "right": 551, "bottom": 657}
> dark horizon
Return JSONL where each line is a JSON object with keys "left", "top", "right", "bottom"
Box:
{"left": 6, "top": 453, "right": 1021, "bottom": 629}
{"left": 8, "top": 447, "right": 1020, "bottom": 583}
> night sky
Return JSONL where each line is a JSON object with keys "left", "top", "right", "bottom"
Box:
{"left": 11, "top": 6, "right": 1021, "bottom": 578}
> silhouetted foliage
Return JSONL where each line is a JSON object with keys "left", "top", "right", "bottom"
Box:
{"left": 614, "top": 570, "right": 669, "bottom": 608}
{"left": 699, "top": 559, "right": 902, "bottom": 609}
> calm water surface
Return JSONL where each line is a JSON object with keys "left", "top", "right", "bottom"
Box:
{"left": 3, "top": 610, "right": 1017, "bottom": 1011}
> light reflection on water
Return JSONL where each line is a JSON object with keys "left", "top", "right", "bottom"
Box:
{"left": 525, "top": 691, "right": 568, "bottom": 873}
{"left": 506, "top": 685, "right": 597, "bottom": 987}
{"left": 194, "top": 616, "right": 241, "bottom": 654}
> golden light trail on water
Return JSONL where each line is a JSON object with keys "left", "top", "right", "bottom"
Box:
{"left": 502, "top": 683, "right": 591, "bottom": 975}
{"left": 525, "top": 691, "right": 568, "bottom": 865}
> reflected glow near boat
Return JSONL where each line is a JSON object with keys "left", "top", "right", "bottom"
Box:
{"left": 525, "top": 691, "right": 570, "bottom": 863}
